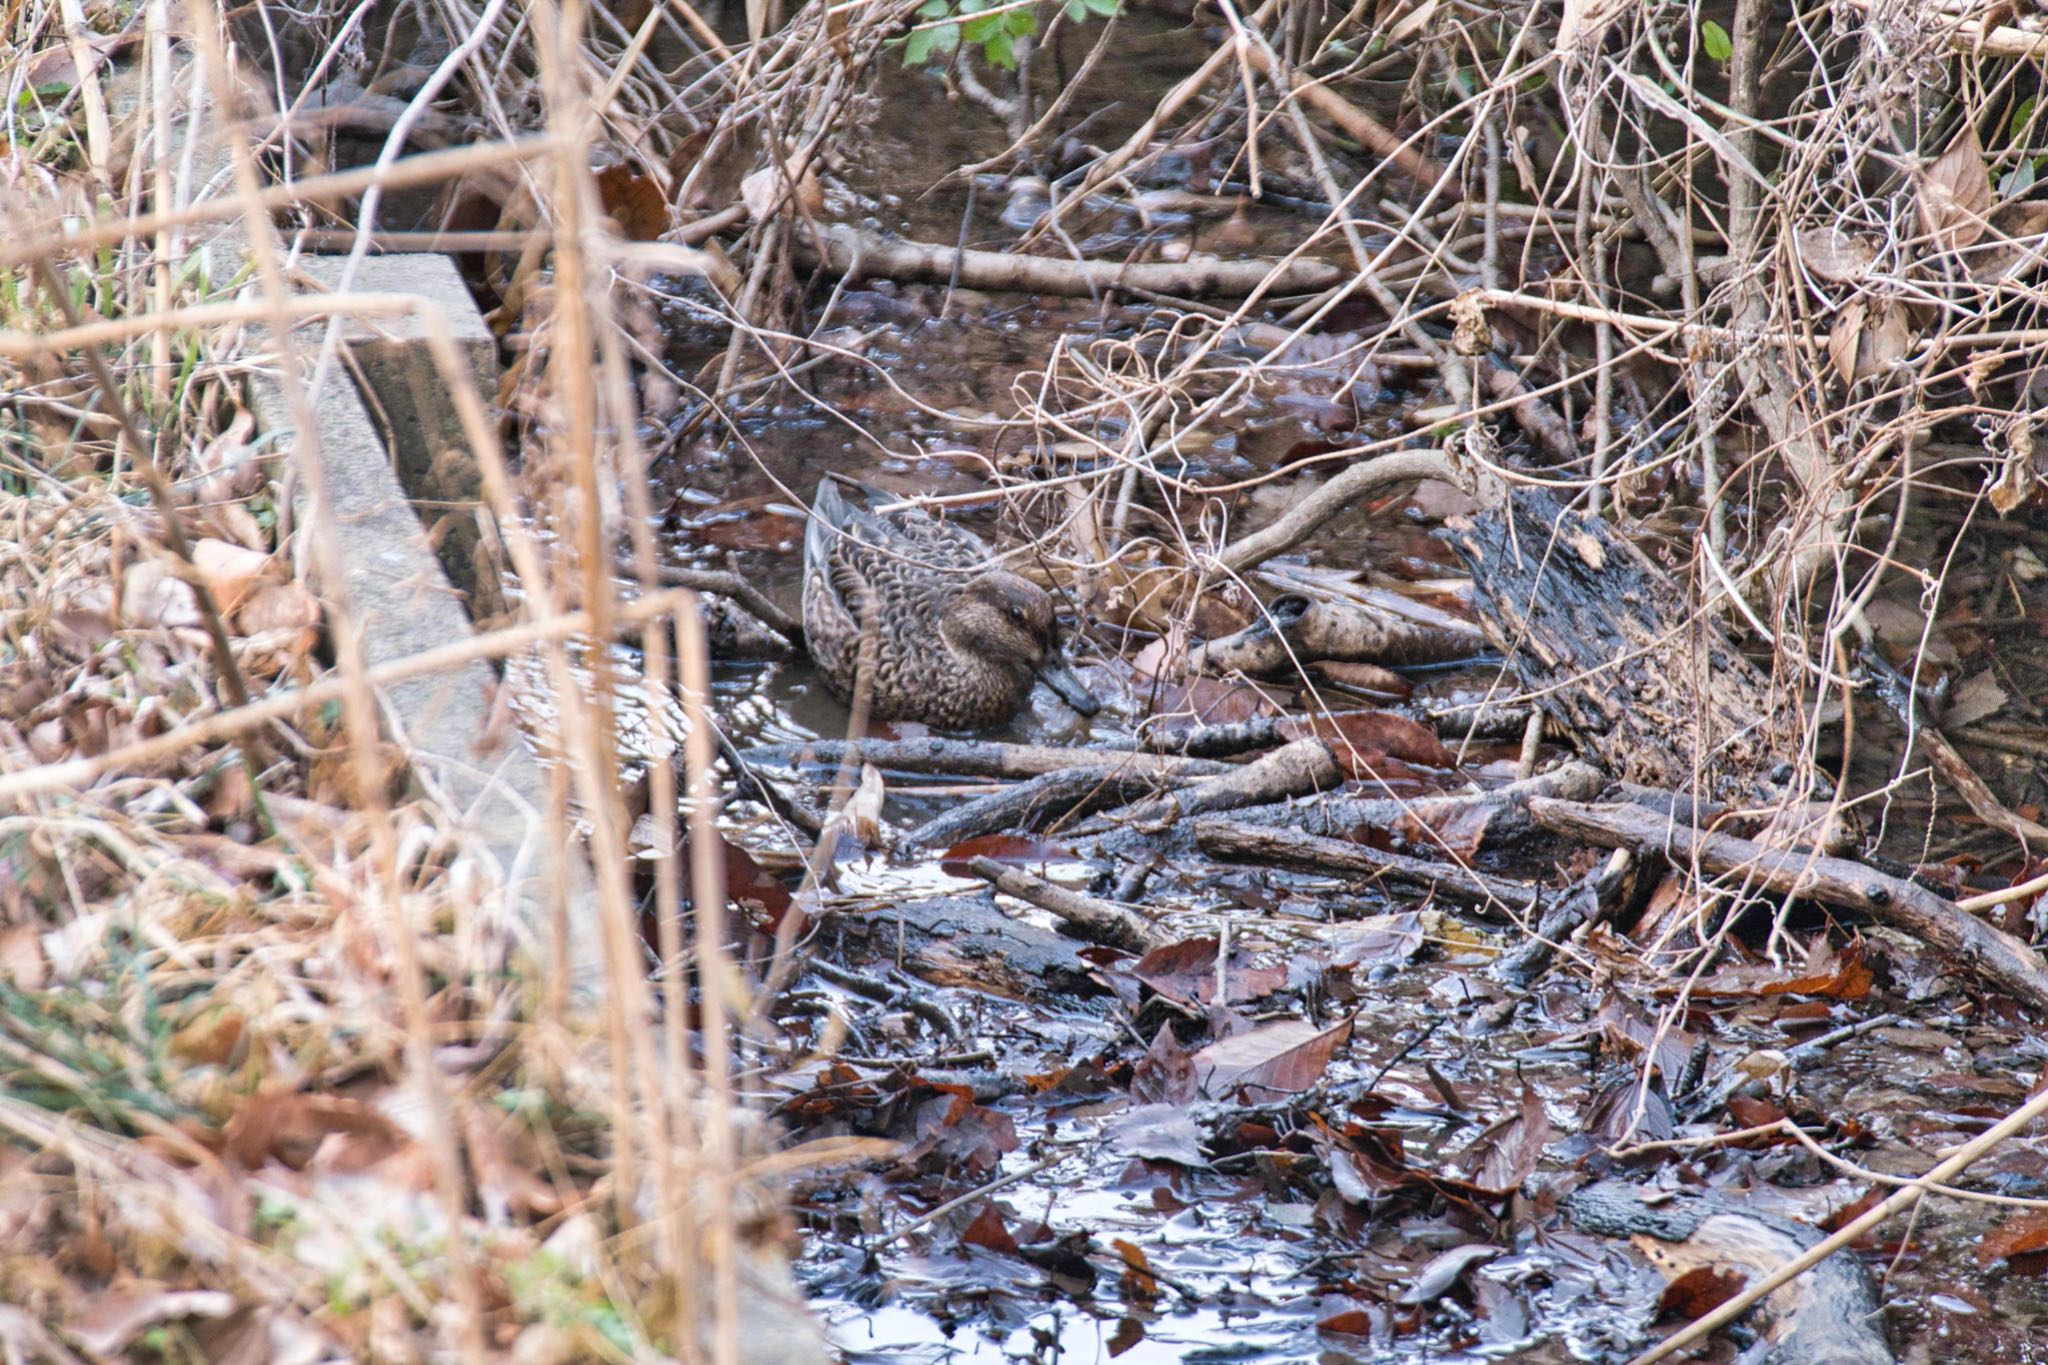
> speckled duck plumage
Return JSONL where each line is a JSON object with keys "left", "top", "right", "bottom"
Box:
{"left": 801, "top": 477, "right": 1099, "bottom": 729}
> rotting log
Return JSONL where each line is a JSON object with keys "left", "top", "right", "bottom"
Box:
{"left": 1194, "top": 817, "right": 1542, "bottom": 918}
{"left": 1445, "top": 487, "right": 1787, "bottom": 800}
{"left": 1187, "top": 595, "right": 1483, "bottom": 677}
{"left": 1564, "top": 1182, "right": 1895, "bottom": 1365}
{"left": 1528, "top": 797, "right": 2048, "bottom": 1013}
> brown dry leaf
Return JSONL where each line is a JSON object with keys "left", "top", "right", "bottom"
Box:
{"left": 1795, "top": 226, "right": 1877, "bottom": 282}
{"left": 1920, "top": 126, "right": 1994, "bottom": 252}
{"left": 223, "top": 1091, "right": 408, "bottom": 1170}
{"left": 595, "top": 164, "right": 670, "bottom": 241}
{"left": 740, "top": 165, "right": 823, "bottom": 221}
{"left": 1978, "top": 1211, "right": 2048, "bottom": 1267}
{"left": 65, "top": 1284, "right": 238, "bottom": 1358}
{"left": 0, "top": 925, "right": 47, "bottom": 989}
{"left": 234, "top": 581, "right": 321, "bottom": 661}
{"left": 1828, "top": 297, "right": 1912, "bottom": 384}
{"left": 1945, "top": 669, "right": 2010, "bottom": 729}
{"left": 1193, "top": 1016, "right": 1351, "bottom": 1098}
{"left": 191, "top": 538, "right": 275, "bottom": 615}
{"left": 120, "top": 559, "right": 200, "bottom": 629}
{"left": 460, "top": 1106, "right": 563, "bottom": 1218}
{"left": 1970, "top": 200, "right": 2048, "bottom": 281}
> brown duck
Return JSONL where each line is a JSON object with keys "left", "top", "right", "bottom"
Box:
{"left": 801, "top": 477, "right": 1099, "bottom": 728}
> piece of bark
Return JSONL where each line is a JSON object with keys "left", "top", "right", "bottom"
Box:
{"left": 1445, "top": 487, "right": 1785, "bottom": 800}
{"left": 824, "top": 893, "right": 1096, "bottom": 997}
{"left": 968, "top": 856, "right": 1169, "bottom": 952}
{"left": 903, "top": 767, "right": 1189, "bottom": 849}
{"left": 742, "top": 738, "right": 1233, "bottom": 782}
{"left": 1527, "top": 797, "right": 2048, "bottom": 1013}
{"left": 1082, "top": 737, "right": 1341, "bottom": 832}
{"left": 1194, "top": 817, "right": 1542, "bottom": 917}
{"left": 1564, "top": 1182, "right": 1895, "bottom": 1365}
{"left": 1187, "top": 595, "right": 1483, "bottom": 677}
{"left": 796, "top": 223, "right": 1344, "bottom": 299}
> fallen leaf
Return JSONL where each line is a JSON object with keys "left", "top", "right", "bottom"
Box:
{"left": 596, "top": 164, "right": 670, "bottom": 241}
{"left": 1456, "top": 1086, "right": 1551, "bottom": 1196}
{"left": 939, "top": 833, "right": 1078, "bottom": 875}
{"left": 1105, "top": 1103, "right": 1210, "bottom": 1167}
{"left": 1795, "top": 227, "right": 1877, "bottom": 282}
{"left": 1194, "top": 1016, "right": 1351, "bottom": 1098}
{"left": 1944, "top": 669, "right": 2009, "bottom": 730}
{"left": 65, "top": 1285, "right": 237, "bottom": 1358}
{"left": 960, "top": 1201, "right": 1020, "bottom": 1256}
{"left": 1921, "top": 126, "right": 1994, "bottom": 252}
{"left": 1279, "top": 710, "right": 1453, "bottom": 770}
{"left": 1398, "top": 1244, "right": 1502, "bottom": 1305}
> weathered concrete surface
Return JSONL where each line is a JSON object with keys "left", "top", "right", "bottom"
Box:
{"left": 289, "top": 253, "right": 498, "bottom": 609}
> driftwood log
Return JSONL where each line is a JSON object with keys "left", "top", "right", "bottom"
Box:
{"left": 1529, "top": 798, "right": 2048, "bottom": 1013}
{"left": 1186, "top": 595, "right": 1483, "bottom": 676}
{"left": 1445, "top": 487, "right": 1787, "bottom": 800}
{"left": 1564, "top": 1183, "right": 1894, "bottom": 1365}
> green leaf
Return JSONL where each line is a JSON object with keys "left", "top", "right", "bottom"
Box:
{"left": 1065, "top": 0, "right": 1085, "bottom": 18}
{"left": 1700, "top": 19, "right": 1732, "bottom": 62}
{"left": 2002, "top": 158, "right": 2036, "bottom": 197}
{"left": 1005, "top": 8, "right": 1036, "bottom": 36}
{"left": 1082, "top": 0, "right": 1118, "bottom": 14}
{"left": 918, "top": 0, "right": 950, "bottom": 16}
{"left": 904, "top": 26, "right": 937, "bottom": 63}
{"left": 961, "top": 10, "right": 1001, "bottom": 41}
{"left": 983, "top": 28, "right": 1016, "bottom": 68}
{"left": 2014, "top": 96, "right": 2037, "bottom": 143}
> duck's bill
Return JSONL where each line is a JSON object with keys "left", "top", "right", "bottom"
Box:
{"left": 1037, "top": 658, "right": 1101, "bottom": 716}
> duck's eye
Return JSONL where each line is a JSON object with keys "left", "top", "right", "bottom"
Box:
{"left": 1008, "top": 604, "right": 1026, "bottom": 623}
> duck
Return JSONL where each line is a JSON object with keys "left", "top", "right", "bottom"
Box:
{"left": 801, "top": 477, "right": 1100, "bottom": 729}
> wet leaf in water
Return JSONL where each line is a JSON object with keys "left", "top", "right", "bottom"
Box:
{"left": 1132, "top": 1022, "right": 1198, "bottom": 1105}
{"left": 1111, "top": 1239, "right": 1160, "bottom": 1303}
{"left": 1322, "top": 913, "right": 1425, "bottom": 968}
{"left": 1596, "top": 993, "right": 1697, "bottom": 1082}
{"left": 1398, "top": 1243, "right": 1502, "bottom": 1305}
{"left": 723, "top": 836, "right": 795, "bottom": 929}
{"left": 1194, "top": 1017, "right": 1351, "bottom": 1099}
{"left": 1456, "top": 1087, "right": 1551, "bottom": 1196}
{"left": 1126, "top": 936, "right": 1286, "bottom": 1008}
{"left": 1106, "top": 1103, "right": 1209, "bottom": 1168}
{"left": 1693, "top": 936, "right": 1873, "bottom": 1000}
{"left": 939, "top": 833, "right": 1079, "bottom": 876}
{"left": 1584, "top": 1075, "right": 1675, "bottom": 1146}
{"left": 960, "top": 1201, "right": 1021, "bottom": 1256}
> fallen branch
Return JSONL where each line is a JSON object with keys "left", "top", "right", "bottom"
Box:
{"left": 903, "top": 767, "right": 1188, "bottom": 849}
{"left": 1195, "top": 817, "right": 1541, "bottom": 917}
{"left": 795, "top": 223, "right": 1345, "bottom": 300}
{"left": 968, "top": 856, "right": 1169, "bottom": 952}
{"left": 1217, "top": 450, "right": 1460, "bottom": 575}
{"left": 1526, "top": 798, "right": 2048, "bottom": 1013}
{"left": 741, "top": 738, "right": 1234, "bottom": 782}
{"left": 1081, "top": 737, "right": 1341, "bottom": 832}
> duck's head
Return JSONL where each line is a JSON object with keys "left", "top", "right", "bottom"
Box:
{"left": 942, "top": 573, "right": 1101, "bottom": 717}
